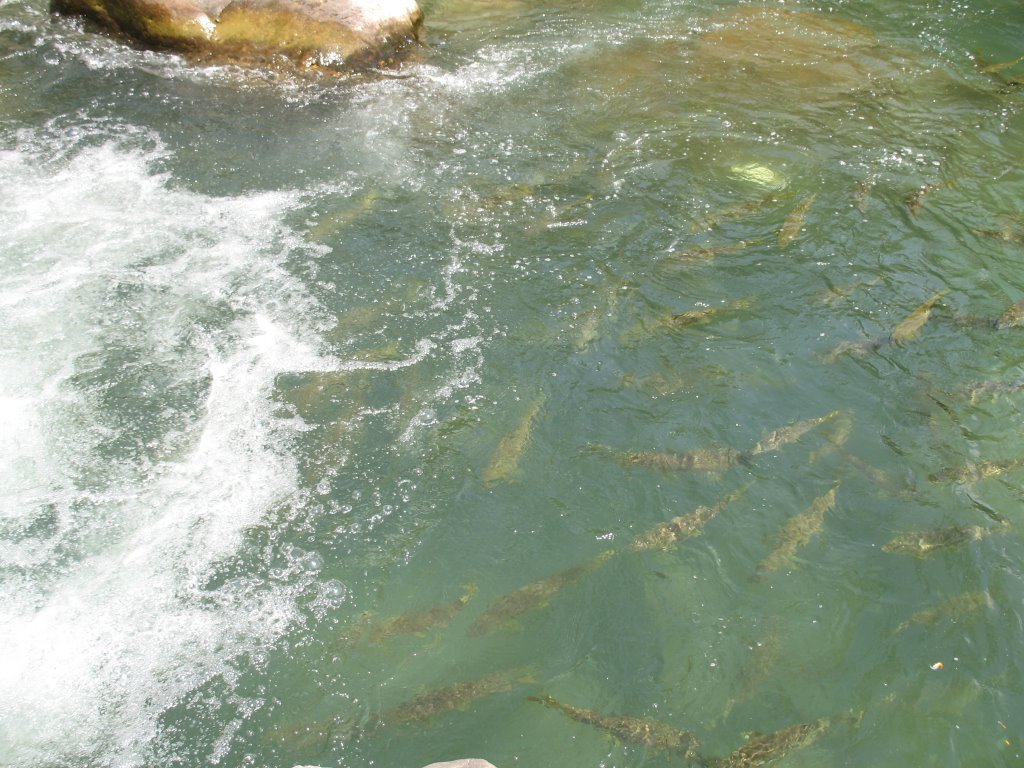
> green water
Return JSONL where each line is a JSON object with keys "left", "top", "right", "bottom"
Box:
{"left": 2, "top": 0, "right": 1024, "bottom": 766}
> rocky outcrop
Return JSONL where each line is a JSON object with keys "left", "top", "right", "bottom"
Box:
{"left": 50, "top": 0, "right": 423, "bottom": 71}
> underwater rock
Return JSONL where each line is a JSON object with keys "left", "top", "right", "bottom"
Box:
{"left": 50, "top": 0, "right": 423, "bottom": 71}
{"left": 694, "top": 7, "right": 894, "bottom": 95}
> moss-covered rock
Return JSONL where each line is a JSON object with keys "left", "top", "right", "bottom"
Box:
{"left": 50, "top": 0, "right": 423, "bottom": 71}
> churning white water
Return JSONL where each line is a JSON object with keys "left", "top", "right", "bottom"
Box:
{"left": 0, "top": 128, "right": 331, "bottom": 766}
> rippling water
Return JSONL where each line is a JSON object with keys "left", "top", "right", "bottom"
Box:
{"left": 2, "top": 0, "right": 1024, "bottom": 766}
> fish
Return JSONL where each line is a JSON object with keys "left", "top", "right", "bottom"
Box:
{"left": 756, "top": 484, "right": 839, "bottom": 576}
{"left": 528, "top": 695, "right": 700, "bottom": 760}
{"left": 342, "top": 584, "right": 479, "bottom": 647}
{"left": 979, "top": 53, "right": 1024, "bottom": 75}
{"left": 890, "top": 290, "right": 948, "bottom": 345}
{"left": 615, "top": 446, "right": 746, "bottom": 473}
{"left": 777, "top": 193, "right": 816, "bottom": 248}
{"left": 931, "top": 458, "right": 1024, "bottom": 484}
{"left": 718, "top": 628, "right": 782, "bottom": 724}
{"left": 308, "top": 188, "right": 380, "bottom": 240}
{"left": 996, "top": 299, "right": 1024, "bottom": 329}
{"left": 973, "top": 226, "right": 1024, "bottom": 246}
{"left": 631, "top": 483, "right": 751, "bottom": 552}
{"left": 660, "top": 239, "right": 761, "bottom": 267}
{"left": 690, "top": 192, "right": 786, "bottom": 234}
{"left": 905, "top": 182, "right": 949, "bottom": 218}
{"left": 620, "top": 298, "right": 754, "bottom": 342}
{"left": 852, "top": 176, "right": 876, "bottom": 212}
{"left": 956, "top": 380, "right": 1024, "bottom": 404}
{"left": 894, "top": 591, "right": 990, "bottom": 634}
{"left": 835, "top": 447, "right": 905, "bottom": 492}
{"left": 574, "top": 285, "right": 621, "bottom": 351}
{"left": 809, "top": 410, "right": 854, "bottom": 463}
{"left": 380, "top": 667, "right": 534, "bottom": 726}
{"left": 750, "top": 410, "right": 841, "bottom": 455}
{"left": 882, "top": 523, "right": 1008, "bottom": 557}
{"left": 533, "top": 192, "right": 595, "bottom": 230}
{"left": 483, "top": 393, "right": 546, "bottom": 486}
{"left": 709, "top": 717, "right": 836, "bottom": 768}
{"left": 468, "top": 550, "right": 616, "bottom": 636}
{"left": 814, "top": 275, "right": 883, "bottom": 305}
{"left": 823, "top": 337, "right": 883, "bottom": 363}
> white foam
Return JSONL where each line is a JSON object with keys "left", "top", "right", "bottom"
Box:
{"left": 0, "top": 132, "right": 331, "bottom": 766}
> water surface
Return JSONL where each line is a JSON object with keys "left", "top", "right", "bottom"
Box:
{"left": 2, "top": 0, "right": 1024, "bottom": 766}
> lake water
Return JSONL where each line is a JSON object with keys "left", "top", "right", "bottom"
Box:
{"left": 2, "top": 0, "right": 1024, "bottom": 766}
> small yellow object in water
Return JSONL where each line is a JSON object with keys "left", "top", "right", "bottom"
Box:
{"left": 930, "top": 661, "right": 944, "bottom": 670}
{"left": 730, "top": 163, "right": 788, "bottom": 190}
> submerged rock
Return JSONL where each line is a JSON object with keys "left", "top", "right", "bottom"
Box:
{"left": 50, "top": 0, "right": 423, "bottom": 72}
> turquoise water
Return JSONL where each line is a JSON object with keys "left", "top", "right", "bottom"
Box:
{"left": 2, "top": 0, "right": 1024, "bottom": 766}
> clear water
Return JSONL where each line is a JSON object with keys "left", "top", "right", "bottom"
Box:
{"left": 2, "top": 0, "right": 1024, "bottom": 766}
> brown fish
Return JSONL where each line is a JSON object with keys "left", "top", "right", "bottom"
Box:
{"left": 468, "top": 551, "right": 615, "bottom": 636}
{"left": 852, "top": 177, "right": 876, "bottom": 212}
{"left": 710, "top": 718, "right": 834, "bottom": 768}
{"left": 756, "top": 484, "right": 839, "bottom": 576}
{"left": 343, "top": 584, "right": 479, "bottom": 647}
{"left": 809, "top": 410, "right": 854, "bottom": 463}
{"left": 835, "top": 447, "right": 906, "bottom": 493}
{"left": 777, "top": 193, "right": 816, "bottom": 248}
{"left": 617, "top": 446, "right": 745, "bottom": 473}
{"left": 823, "top": 337, "right": 883, "bottom": 362}
{"left": 996, "top": 299, "right": 1024, "bottom": 329}
{"left": 308, "top": 188, "right": 380, "bottom": 241}
{"left": 890, "top": 290, "right": 948, "bottom": 345}
{"left": 882, "top": 523, "right": 1007, "bottom": 557}
{"left": 483, "top": 393, "right": 546, "bottom": 486}
{"left": 931, "top": 458, "right": 1024, "bottom": 484}
{"left": 691, "top": 192, "right": 786, "bottom": 234}
{"left": 529, "top": 695, "right": 700, "bottom": 760}
{"left": 381, "top": 667, "right": 534, "bottom": 726}
{"left": 979, "top": 53, "right": 1024, "bottom": 75}
{"left": 894, "top": 591, "right": 990, "bottom": 634}
{"left": 718, "top": 628, "right": 782, "bottom": 724}
{"left": 905, "top": 183, "right": 949, "bottom": 218}
{"left": 957, "top": 380, "right": 1024, "bottom": 404}
{"left": 750, "top": 410, "right": 841, "bottom": 455}
{"left": 661, "top": 239, "right": 761, "bottom": 267}
{"left": 631, "top": 483, "right": 751, "bottom": 552}
{"left": 973, "top": 226, "right": 1024, "bottom": 246}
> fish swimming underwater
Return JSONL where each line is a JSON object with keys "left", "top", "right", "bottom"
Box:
{"left": 890, "top": 290, "right": 948, "bottom": 346}
{"left": 630, "top": 483, "right": 751, "bottom": 552}
{"left": 777, "top": 193, "right": 816, "bottom": 248}
{"left": 483, "top": 393, "right": 546, "bottom": 486}
{"left": 340, "top": 584, "right": 479, "bottom": 647}
{"left": 528, "top": 694, "right": 700, "bottom": 760}
{"left": 882, "top": 523, "right": 1008, "bottom": 557}
{"left": 756, "top": 484, "right": 839, "bottom": 576}
{"left": 381, "top": 667, "right": 535, "bottom": 726}
{"left": 749, "top": 411, "right": 841, "bottom": 455}
{"left": 930, "top": 458, "right": 1024, "bottom": 484}
{"left": 708, "top": 716, "right": 849, "bottom": 768}
{"left": 894, "top": 590, "right": 990, "bottom": 634}
{"left": 615, "top": 446, "right": 746, "bottom": 473}
{"left": 824, "top": 291, "right": 947, "bottom": 361}
{"left": 468, "top": 551, "right": 616, "bottom": 636}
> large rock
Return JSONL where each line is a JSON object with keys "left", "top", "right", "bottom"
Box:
{"left": 50, "top": 0, "right": 423, "bottom": 70}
